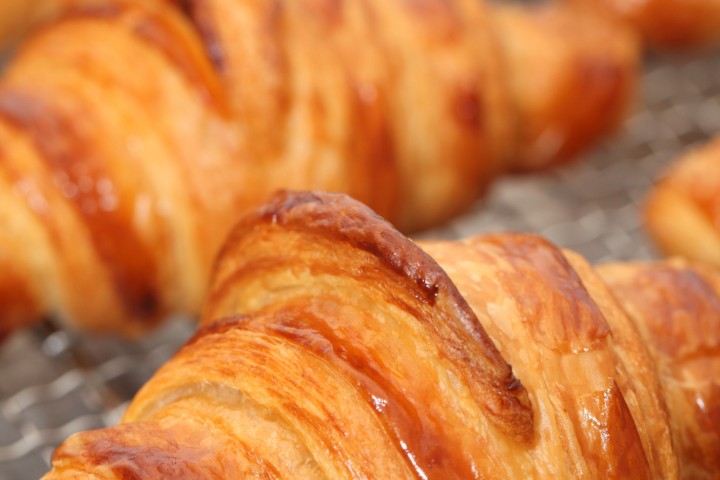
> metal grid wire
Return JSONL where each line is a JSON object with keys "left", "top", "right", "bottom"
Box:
{"left": 1, "top": 48, "right": 719, "bottom": 479}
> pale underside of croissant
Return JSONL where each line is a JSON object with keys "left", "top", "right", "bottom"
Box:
{"left": 42, "top": 191, "right": 719, "bottom": 479}
{"left": 0, "top": 0, "right": 638, "bottom": 338}
{"left": 566, "top": 0, "right": 720, "bottom": 50}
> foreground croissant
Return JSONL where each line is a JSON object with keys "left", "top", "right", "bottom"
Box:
{"left": 0, "top": 0, "right": 637, "bottom": 338}
{"left": 42, "top": 191, "right": 719, "bottom": 479}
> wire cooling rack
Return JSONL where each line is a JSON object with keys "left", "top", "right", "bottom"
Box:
{"left": 1, "top": 48, "right": 720, "bottom": 478}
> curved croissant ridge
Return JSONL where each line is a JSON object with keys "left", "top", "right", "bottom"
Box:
{"left": 43, "top": 191, "right": 720, "bottom": 479}
{"left": 598, "top": 260, "right": 720, "bottom": 479}
{"left": 0, "top": 0, "right": 638, "bottom": 338}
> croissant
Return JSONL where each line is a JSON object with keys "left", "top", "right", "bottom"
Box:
{"left": 566, "top": 0, "right": 720, "bottom": 50}
{"left": 0, "top": 0, "right": 70, "bottom": 50}
{"left": 491, "top": 2, "right": 639, "bottom": 170}
{"left": 644, "top": 138, "right": 720, "bottom": 268}
{"left": 42, "top": 191, "right": 720, "bottom": 479}
{"left": 0, "top": 0, "right": 637, "bottom": 338}
{"left": 598, "top": 259, "right": 720, "bottom": 478}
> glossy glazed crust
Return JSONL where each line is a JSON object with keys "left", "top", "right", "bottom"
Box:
{"left": 599, "top": 260, "right": 720, "bottom": 479}
{"left": 44, "top": 191, "right": 720, "bottom": 479}
{"left": 0, "top": 0, "right": 638, "bottom": 337}
{"left": 568, "top": 0, "right": 720, "bottom": 50}
{"left": 422, "top": 237, "right": 675, "bottom": 479}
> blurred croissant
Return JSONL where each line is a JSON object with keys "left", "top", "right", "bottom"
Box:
{"left": 644, "top": 138, "right": 720, "bottom": 268}
{"left": 0, "top": 0, "right": 72, "bottom": 50}
{"left": 42, "top": 191, "right": 719, "bottom": 479}
{"left": 0, "top": 0, "right": 637, "bottom": 338}
{"left": 566, "top": 0, "right": 720, "bottom": 50}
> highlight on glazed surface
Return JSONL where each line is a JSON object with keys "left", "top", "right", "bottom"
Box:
{"left": 0, "top": 0, "right": 638, "bottom": 339}
{"left": 42, "top": 191, "right": 719, "bottom": 479}
{"left": 599, "top": 260, "right": 720, "bottom": 478}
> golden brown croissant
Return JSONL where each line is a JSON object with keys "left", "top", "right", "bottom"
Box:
{"left": 599, "top": 259, "right": 720, "bottom": 479}
{"left": 566, "top": 0, "right": 720, "bottom": 50}
{"left": 644, "top": 138, "right": 720, "bottom": 268}
{"left": 42, "top": 191, "right": 720, "bottom": 479}
{"left": 0, "top": 0, "right": 71, "bottom": 50}
{"left": 491, "top": 2, "right": 638, "bottom": 170}
{"left": 0, "top": 0, "right": 638, "bottom": 338}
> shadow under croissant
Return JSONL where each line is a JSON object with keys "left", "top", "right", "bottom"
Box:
{"left": 38, "top": 190, "right": 720, "bottom": 479}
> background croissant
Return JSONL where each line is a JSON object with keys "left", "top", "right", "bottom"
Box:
{"left": 0, "top": 0, "right": 638, "bottom": 339}
{"left": 40, "top": 191, "right": 719, "bottom": 479}
{"left": 644, "top": 137, "right": 720, "bottom": 269}
{"left": 567, "top": 0, "right": 720, "bottom": 50}
{"left": 0, "top": 0, "right": 75, "bottom": 52}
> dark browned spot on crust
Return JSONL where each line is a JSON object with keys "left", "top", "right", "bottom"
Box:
{"left": 215, "top": 190, "right": 534, "bottom": 444}
{"left": 0, "top": 89, "right": 162, "bottom": 324}
{"left": 170, "top": 0, "right": 193, "bottom": 17}
{"left": 452, "top": 82, "right": 483, "bottom": 130}
{"left": 173, "top": 0, "right": 226, "bottom": 72}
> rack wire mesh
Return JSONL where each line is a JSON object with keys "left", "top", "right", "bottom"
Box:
{"left": 1, "top": 47, "right": 720, "bottom": 479}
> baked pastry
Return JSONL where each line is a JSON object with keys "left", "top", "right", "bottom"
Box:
{"left": 567, "top": 0, "right": 720, "bottom": 50}
{"left": 0, "top": 0, "right": 637, "bottom": 338}
{"left": 644, "top": 138, "right": 720, "bottom": 268}
{"left": 0, "top": 0, "right": 95, "bottom": 51}
{"left": 42, "top": 191, "right": 720, "bottom": 479}
{"left": 599, "top": 259, "right": 720, "bottom": 479}
{"left": 0, "top": 1, "right": 60, "bottom": 49}
{"left": 492, "top": 2, "right": 638, "bottom": 170}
